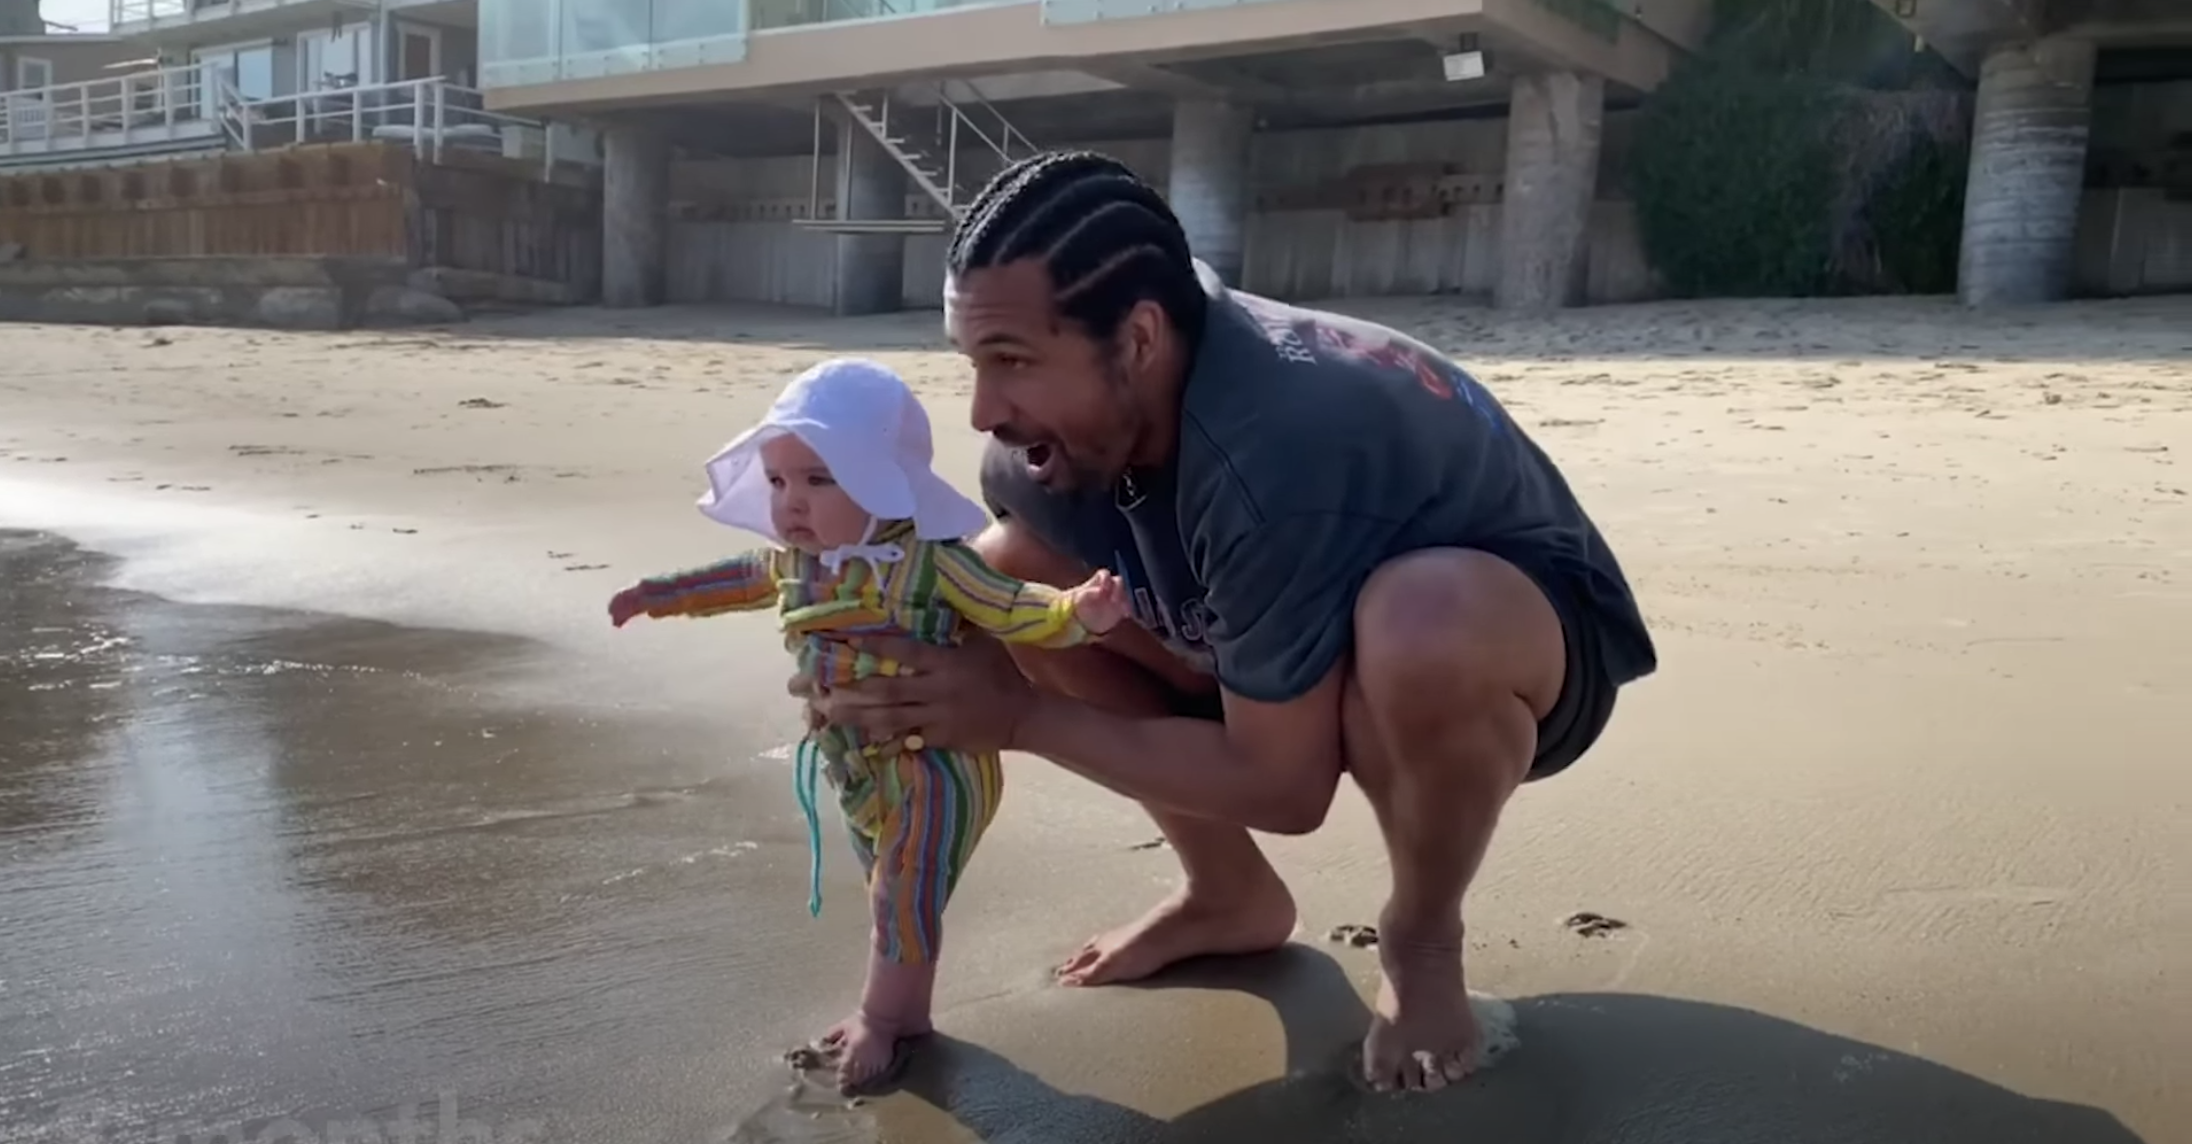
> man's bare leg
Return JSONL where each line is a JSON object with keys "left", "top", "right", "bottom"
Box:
{"left": 973, "top": 522, "right": 1297, "bottom": 985}
{"left": 1341, "top": 549, "right": 1565, "bottom": 1092}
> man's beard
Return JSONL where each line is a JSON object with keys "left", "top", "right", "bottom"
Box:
{"left": 1070, "top": 361, "right": 1142, "bottom": 491}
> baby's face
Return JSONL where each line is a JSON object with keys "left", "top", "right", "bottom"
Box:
{"left": 760, "top": 434, "right": 871, "bottom": 553}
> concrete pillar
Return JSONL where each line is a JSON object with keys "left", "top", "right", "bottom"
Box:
{"left": 1167, "top": 99, "right": 1254, "bottom": 286}
{"left": 601, "top": 123, "right": 669, "bottom": 309}
{"left": 834, "top": 125, "right": 908, "bottom": 317}
{"left": 1958, "top": 37, "right": 2096, "bottom": 306}
{"left": 1496, "top": 71, "right": 1604, "bottom": 312}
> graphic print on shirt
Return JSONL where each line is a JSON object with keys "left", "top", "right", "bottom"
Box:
{"left": 1109, "top": 475, "right": 1217, "bottom": 675}
{"left": 1232, "top": 292, "right": 1501, "bottom": 426}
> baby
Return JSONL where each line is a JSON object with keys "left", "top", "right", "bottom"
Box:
{"left": 606, "top": 358, "right": 1127, "bottom": 1091}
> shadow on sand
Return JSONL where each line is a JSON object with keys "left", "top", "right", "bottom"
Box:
{"left": 732, "top": 946, "right": 2143, "bottom": 1144}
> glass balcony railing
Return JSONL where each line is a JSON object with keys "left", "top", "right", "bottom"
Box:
{"left": 479, "top": 0, "right": 751, "bottom": 87}
{"left": 479, "top": 0, "right": 1454, "bottom": 89}
{"left": 749, "top": 0, "right": 1004, "bottom": 32}
{"left": 481, "top": 0, "right": 1035, "bottom": 86}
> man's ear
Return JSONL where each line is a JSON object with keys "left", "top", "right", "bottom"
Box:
{"left": 1124, "top": 299, "right": 1167, "bottom": 373}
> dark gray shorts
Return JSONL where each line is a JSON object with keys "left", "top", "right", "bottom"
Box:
{"left": 1512, "top": 560, "right": 1618, "bottom": 780}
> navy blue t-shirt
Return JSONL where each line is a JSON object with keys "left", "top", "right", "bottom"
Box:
{"left": 981, "top": 267, "right": 1655, "bottom": 704}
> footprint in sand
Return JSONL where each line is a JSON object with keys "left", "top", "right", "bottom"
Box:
{"left": 1326, "top": 923, "right": 1380, "bottom": 949}
{"left": 1563, "top": 911, "right": 1628, "bottom": 938}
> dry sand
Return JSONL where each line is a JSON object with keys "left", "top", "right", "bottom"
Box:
{"left": 2, "top": 294, "right": 2188, "bottom": 1143}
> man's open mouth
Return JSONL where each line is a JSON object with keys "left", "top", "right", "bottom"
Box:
{"left": 1023, "top": 442, "right": 1055, "bottom": 477}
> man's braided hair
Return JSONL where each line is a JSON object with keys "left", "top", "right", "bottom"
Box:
{"left": 945, "top": 150, "right": 1208, "bottom": 345}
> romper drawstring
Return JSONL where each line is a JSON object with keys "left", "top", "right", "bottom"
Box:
{"left": 793, "top": 737, "right": 824, "bottom": 917}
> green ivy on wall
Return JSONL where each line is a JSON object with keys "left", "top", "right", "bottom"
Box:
{"left": 1626, "top": 0, "right": 1971, "bottom": 297}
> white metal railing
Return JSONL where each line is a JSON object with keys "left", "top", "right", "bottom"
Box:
{"left": 0, "top": 63, "right": 217, "bottom": 156}
{"left": 0, "top": 67, "right": 578, "bottom": 179}
{"left": 108, "top": 0, "right": 187, "bottom": 24}
{"left": 225, "top": 76, "right": 569, "bottom": 177}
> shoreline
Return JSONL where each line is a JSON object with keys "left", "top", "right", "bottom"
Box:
{"left": 3, "top": 296, "right": 2186, "bottom": 1142}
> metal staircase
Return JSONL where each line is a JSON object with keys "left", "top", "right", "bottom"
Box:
{"left": 798, "top": 83, "right": 1041, "bottom": 235}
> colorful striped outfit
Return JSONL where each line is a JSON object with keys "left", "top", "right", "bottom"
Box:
{"left": 633, "top": 519, "right": 1096, "bottom": 964}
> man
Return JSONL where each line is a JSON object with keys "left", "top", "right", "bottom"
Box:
{"left": 799, "top": 151, "right": 1656, "bottom": 1092}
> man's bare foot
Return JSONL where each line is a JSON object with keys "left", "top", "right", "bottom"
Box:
{"left": 816, "top": 1011, "right": 931, "bottom": 1093}
{"left": 1361, "top": 920, "right": 1479, "bottom": 1093}
{"left": 1055, "top": 877, "right": 1297, "bottom": 987}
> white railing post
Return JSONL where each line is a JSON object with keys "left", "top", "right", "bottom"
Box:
{"left": 809, "top": 99, "right": 823, "bottom": 220}
{"left": 164, "top": 68, "right": 177, "bottom": 131}
{"left": 411, "top": 82, "right": 425, "bottom": 159}
{"left": 430, "top": 80, "right": 446, "bottom": 162}
{"left": 121, "top": 74, "right": 135, "bottom": 132}
{"left": 351, "top": 91, "right": 363, "bottom": 143}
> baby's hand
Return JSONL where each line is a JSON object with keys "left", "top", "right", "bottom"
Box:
{"left": 606, "top": 584, "right": 649, "bottom": 628}
{"left": 1065, "top": 569, "right": 1131, "bottom": 635}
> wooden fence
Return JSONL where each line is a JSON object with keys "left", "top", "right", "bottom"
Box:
{"left": 0, "top": 144, "right": 601, "bottom": 295}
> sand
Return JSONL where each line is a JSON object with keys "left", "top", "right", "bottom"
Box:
{"left": 2, "top": 294, "right": 2187, "bottom": 1143}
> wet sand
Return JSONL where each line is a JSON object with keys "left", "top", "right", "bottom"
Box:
{"left": 2, "top": 295, "right": 2188, "bottom": 1143}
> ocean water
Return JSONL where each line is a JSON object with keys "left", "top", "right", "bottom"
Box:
{"left": 0, "top": 530, "right": 843, "bottom": 1144}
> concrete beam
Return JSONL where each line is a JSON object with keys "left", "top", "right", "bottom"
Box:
{"left": 1479, "top": 0, "right": 1677, "bottom": 93}
{"left": 1078, "top": 60, "right": 1263, "bottom": 102}
{"left": 1868, "top": 0, "right": 2047, "bottom": 74}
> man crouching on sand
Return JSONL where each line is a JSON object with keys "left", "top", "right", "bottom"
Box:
{"left": 794, "top": 151, "right": 1657, "bottom": 1092}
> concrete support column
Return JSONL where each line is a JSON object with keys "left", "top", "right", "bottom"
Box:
{"left": 1497, "top": 71, "right": 1604, "bottom": 311}
{"left": 834, "top": 124, "right": 908, "bottom": 317}
{"left": 1167, "top": 99, "right": 1254, "bottom": 286}
{"left": 601, "top": 123, "right": 669, "bottom": 309}
{"left": 1958, "top": 36, "right": 2096, "bottom": 306}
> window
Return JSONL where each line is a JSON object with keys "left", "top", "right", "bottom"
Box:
{"left": 299, "top": 23, "right": 371, "bottom": 91}
{"left": 396, "top": 23, "right": 442, "bottom": 81}
{"left": 17, "top": 57, "right": 54, "bottom": 93}
{"left": 191, "top": 41, "right": 274, "bottom": 119}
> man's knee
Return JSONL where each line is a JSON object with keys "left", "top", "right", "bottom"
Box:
{"left": 1351, "top": 548, "right": 1565, "bottom": 733}
{"left": 970, "top": 518, "right": 1087, "bottom": 590}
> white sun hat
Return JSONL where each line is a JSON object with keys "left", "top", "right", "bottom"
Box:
{"left": 695, "top": 357, "right": 989, "bottom": 547}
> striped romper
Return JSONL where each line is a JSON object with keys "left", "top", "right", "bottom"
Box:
{"left": 630, "top": 519, "right": 1098, "bottom": 964}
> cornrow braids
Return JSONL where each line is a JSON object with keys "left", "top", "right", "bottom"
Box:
{"left": 947, "top": 150, "right": 1209, "bottom": 345}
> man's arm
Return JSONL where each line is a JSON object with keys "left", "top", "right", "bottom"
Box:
{"left": 1011, "top": 664, "right": 1346, "bottom": 835}
{"left": 1009, "top": 507, "right": 1396, "bottom": 833}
